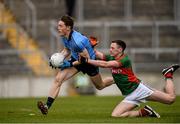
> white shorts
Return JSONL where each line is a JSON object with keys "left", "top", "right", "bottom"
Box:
{"left": 122, "top": 82, "right": 154, "bottom": 106}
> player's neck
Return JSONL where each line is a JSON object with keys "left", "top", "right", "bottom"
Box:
{"left": 65, "top": 30, "right": 73, "bottom": 40}
{"left": 65, "top": 32, "right": 70, "bottom": 39}
{"left": 115, "top": 52, "right": 124, "bottom": 60}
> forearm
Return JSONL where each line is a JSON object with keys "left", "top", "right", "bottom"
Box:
{"left": 60, "top": 48, "right": 70, "bottom": 58}
{"left": 94, "top": 49, "right": 105, "bottom": 60}
{"left": 88, "top": 59, "right": 109, "bottom": 68}
{"left": 74, "top": 59, "right": 107, "bottom": 67}
{"left": 79, "top": 56, "right": 120, "bottom": 68}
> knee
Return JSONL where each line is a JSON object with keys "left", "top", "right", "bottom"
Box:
{"left": 95, "top": 85, "right": 104, "bottom": 90}
{"left": 111, "top": 109, "right": 127, "bottom": 118}
{"left": 111, "top": 112, "right": 126, "bottom": 118}
{"left": 54, "top": 76, "right": 63, "bottom": 87}
{"left": 111, "top": 111, "right": 119, "bottom": 117}
{"left": 166, "top": 95, "right": 176, "bottom": 105}
{"left": 111, "top": 114, "right": 117, "bottom": 117}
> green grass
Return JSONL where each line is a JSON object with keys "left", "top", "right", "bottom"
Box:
{"left": 0, "top": 96, "right": 180, "bottom": 123}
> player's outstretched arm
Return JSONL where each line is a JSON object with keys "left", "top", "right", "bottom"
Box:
{"left": 88, "top": 59, "right": 120, "bottom": 68}
{"left": 79, "top": 56, "right": 121, "bottom": 68}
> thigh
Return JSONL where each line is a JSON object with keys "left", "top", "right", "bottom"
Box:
{"left": 56, "top": 67, "right": 79, "bottom": 83}
{"left": 123, "top": 83, "right": 153, "bottom": 106}
{"left": 147, "top": 90, "right": 173, "bottom": 104}
{"left": 112, "top": 101, "right": 137, "bottom": 116}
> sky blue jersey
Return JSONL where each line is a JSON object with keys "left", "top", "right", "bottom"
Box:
{"left": 61, "top": 30, "right": 96, "bottom": 60}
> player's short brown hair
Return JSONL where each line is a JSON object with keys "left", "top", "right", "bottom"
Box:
{"left": 60, "top": 15, "right": 74, "bottom": 30}
{"left": 111, "top": 40, "right": 126, "bottom": 51}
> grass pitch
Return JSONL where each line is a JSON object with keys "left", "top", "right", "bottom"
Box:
{"left": 0, "top": 96, "right": 180, "bottom": 123}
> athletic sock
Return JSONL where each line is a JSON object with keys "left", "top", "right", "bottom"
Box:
{"left": 139, "top": 108, "right": 149, "bottom": 117}
{"left": 164, "top": 72, "right": 173, "bottom": 79}
{"left": 46, "top": 97, "right": 55, "bottom": 109}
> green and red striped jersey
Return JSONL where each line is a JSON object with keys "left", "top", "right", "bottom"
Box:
{"left": 104, "top": 54, "right": 140, "bottom": 95}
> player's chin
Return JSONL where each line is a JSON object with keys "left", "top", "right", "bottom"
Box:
{"left": 109, "top": 53, "right": 113, "bottom": 56}
{"left": 59, "top": 33, "right": 63, "bottom": 36}
{"left": 58, "top": 32, "right": 64, "bottom": 36}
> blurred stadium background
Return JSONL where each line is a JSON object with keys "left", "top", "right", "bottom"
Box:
{"left": 0, "top": 0, "right": 180, "bottom": 97}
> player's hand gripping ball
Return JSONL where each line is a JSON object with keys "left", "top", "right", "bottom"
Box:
{"left": 49, "top": 53, "right": 65, "bottom": 68}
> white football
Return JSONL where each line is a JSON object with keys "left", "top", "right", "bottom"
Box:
{"left": 50, "top": 53, "right": 65, "bottom": 67}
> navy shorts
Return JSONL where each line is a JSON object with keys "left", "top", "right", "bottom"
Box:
{"left": 69, "top": 57, "right": 99, "bottom": 76}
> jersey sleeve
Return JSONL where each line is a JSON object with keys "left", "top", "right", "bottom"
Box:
{"left": 120, "top": 56, "right": 131, "bottom": 68}
{"left": 74, "top": 40, "right": 85, "bottom": 52}
{"left": 104, "top": 55, "right": 114, "bottom": 61}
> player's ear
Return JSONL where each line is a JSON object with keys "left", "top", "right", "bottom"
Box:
{"left": 118, "top": 47, "right": 123, "bottom": 52}
{"left": 67, "top": 26, "right": 71, "bottom": 31}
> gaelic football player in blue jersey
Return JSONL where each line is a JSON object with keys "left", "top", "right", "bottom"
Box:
{"left": 37, "top": 15, "right": 114, "bottom": 115}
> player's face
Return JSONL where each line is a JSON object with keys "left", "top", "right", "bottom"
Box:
{"left": 109, "top": 43, "right": 122, "bottom": 57}
{"left": 58, "top": 21, "right": 70, "bottom": 36}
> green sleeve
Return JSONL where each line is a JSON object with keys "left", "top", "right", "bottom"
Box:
{"left": 104, "top": 55, "right": 115, "bottom": 61}
{"left": 120, "top": 56, "right": 131, "bottom": 68}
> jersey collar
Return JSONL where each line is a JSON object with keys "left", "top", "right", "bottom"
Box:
{"left": 68, "top": 30, "right": 73, "bottom": 41}
{"left": 115, "top": 53, "right": 125, "bottom": 60}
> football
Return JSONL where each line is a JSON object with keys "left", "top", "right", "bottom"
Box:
{"left": 50, "top": 53, "right": 65, "bottom": 67}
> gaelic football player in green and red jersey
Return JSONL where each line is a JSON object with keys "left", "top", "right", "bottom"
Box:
{"left": 80, "top": 40, "right": 179, "bottom": 118}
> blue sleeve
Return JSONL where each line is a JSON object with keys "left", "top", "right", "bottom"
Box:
{"left": 74, "top": 40, "right": 85, "bottom": 53}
